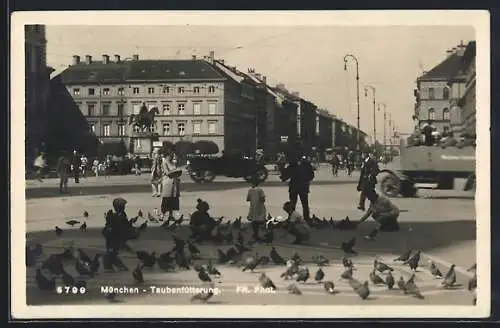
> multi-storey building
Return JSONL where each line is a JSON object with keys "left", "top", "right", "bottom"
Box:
{"left": 414, "top": 42, "right": 469, "bottom": 133}
{"left": 25, "top": 25, "right": 52, "bottom": 168}
{"left": 59, "top": 53, "right": 260, "bottom": 156}
{"left": 455, "top": 41, "right": 476, "bottom": 136}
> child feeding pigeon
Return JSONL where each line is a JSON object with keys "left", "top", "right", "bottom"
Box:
{"left": 356, "top": 189, "right": 400, "bottom": 240}
{"left": 189, "top": 198, "right": 216, "bottom": 243}
{"left": 102, "top": 197, "right": 137, "bottom": 254}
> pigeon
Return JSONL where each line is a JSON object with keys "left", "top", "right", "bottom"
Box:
{"left": 198, "top": 267, "right": 212, "bottom": 282}
{"left": 193, "top": 263, "right": 204, "bottom": 272}
{"left": 217, "top": 249, "right": 228, "bottom": 264}
{"left": 404, "top": 250, "right": 421, "bottom": 271}
{"left": 270, "top": 247, "right": 286, "bottom": 265}
{"left": 138, "top": 222, "right": 148, "bottom": 231}
{"left": 281, "top": 262, "right": 299, "bottom": 280}
{"left": 369, "top": 269, "right": 386, "bottom": 285}
{"left": 129, "top": 216, "right": 139, "bottom": 225}
{"left": 291, "top": 252, "right": 302, "bottom": 265}
{"left": 341, "top": 237, "right": 357, "bottom": 254}
{"left": 242, "top": 255, "right": 262, "bottom": 272}
{"left": 314, "top": 268, "right": 325, "bottom": 282}
{"left": 207, "top": 260, "right": 221, "bottom": 277}
{"left": 132, "top": 264, "right": 144, "bottom": 284}
{"left": 296, "top": 267, "right": 310, "bottom": 283}
{"left": 75, "top": 260, "right": 93, "bottom": 277}
{"left": 79, "top": 222, "right": 87, "bottom": 231}
{"left": 188, "top": 242, "right": 200, "bottom": 256}
{"left": 138, "top": 209, "right": 143, "bottom": 218}
{"left": 404, "top": 275, "right": 424, "bottom": 299}
{"left": 342, "top": 256, "right": 354, "bottom": 268}
{"left": 60, "top": 267, "right": 76, "bottom": 286}
{"left": 55, "top": 226, "right": 63, "bottom": 236}
{"left": 441, "top": 264, "right": 457, "bottom": 288}
{"left": 89, "top": 254, "right": 101, "bottom": 274}
{"left": 105, "top": 292, "right": 118, "bottom": 302}
{"left": 313, "top": 255, "right": 330, "bottom": 267}
{"left": 157, "top": 256, "right": 176, "bottom": 271}
{"left": 349, "top": 279, "right": 370, "bottom": 300}
{"left": 66, "top": 220, "right": 80, "bottom": 227}
{"left": 237, "top": 231, "right": 244, "bottom": 245}
{"left": 235, "top": 242, "right": 251, "bottom": 255}
{"left": 323, "top": 281, "right": 337, "bottom": 294}
{"left": 136, "top": 251, "right": 156, "bottom": 268}
{"left": 224, "top": 231, "right": 234, "bottom": 244}
{"left": 385, "top": 271, "right": 395, "bottom": 289}
{"left": 191, "top": 289, "right": 215, "bottom": 303}
{"left": 41, "top": 255, "right": 65, "bottom": 275}
{"left": 287, "top": 284, "right": 302, "bottom": 295}
{"left": 35, "top": 268, "right": 56, "bottom": 291}
{"left": 374, "top": 259, "right": 394, "bottom": 273}
{"left": 175, "top": 251, "right": 191, "bottom": 270}
{"left": 397, "top": 276, "right": 406, "bottom": 291}
{"left": 259, "top": 256, "right": 271, "bottom": 266}
{"left": 108, "top": 252, "right": 128, "bottom": 271}
{"left": 77, "top": 248, "right": 92, "bottom": 263}
{"left": 339, "top": 267, "right": 353, "bottom": 280}
{"left": 468, "top": 273, "right": 477, "bottom": 292}
{"left": 83, "top": 211, "right": 89, "bottom": 218}
{"left": 259, "top": 273, "right": 277, "bottom": 290}
{"left": 393, "top": 250, "right": 412, "bottom": 262}
{"left": 428, "top": 261, "right": 443, "bottom": 278}
{"left": 467, "top": 263, "right": 477, "bottom": 272}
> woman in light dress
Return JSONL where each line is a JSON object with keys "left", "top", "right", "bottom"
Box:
{"left": 150, "top": 149, "right": 163, "bottom": 197}
{"left": 160, "top": 151, "right": 181, "bottom": 220}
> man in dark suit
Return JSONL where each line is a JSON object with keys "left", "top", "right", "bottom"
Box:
{"left": 280, "top": 152, "right": 315, "bottom": 221}
{"left": 71, "top": 150, "right": 81, "bottom": 183}
{"left": 357, "top": 149, "right": 380, "bottom": 211}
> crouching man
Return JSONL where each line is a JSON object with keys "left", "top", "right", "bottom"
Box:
{"left": 356, "top": 189, "right": 400, "bottom": 240}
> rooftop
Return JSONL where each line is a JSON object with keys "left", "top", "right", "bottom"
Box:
{"left": 417, "top": 52, "right": 464, "bottom": 81}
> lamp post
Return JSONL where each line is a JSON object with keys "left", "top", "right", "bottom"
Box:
{"left": 364, "top": 85, "right": 377, "bottom": 152}
{"left": 387, "top": 112, "right": 392, "bottom": 160}
{"left": 378, "top": 103, "right": 387, "bottom": 156}
{"left": 343, "top": 54, "right": 360, "bottom": 160}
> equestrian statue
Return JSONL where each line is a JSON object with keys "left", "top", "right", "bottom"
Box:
{"left": 128, "top": 102, "right": 159, "bottom": 133}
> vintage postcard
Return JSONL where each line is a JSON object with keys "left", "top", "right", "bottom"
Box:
{"left": 11, "top": 10, "right": 490, "bottom": 319}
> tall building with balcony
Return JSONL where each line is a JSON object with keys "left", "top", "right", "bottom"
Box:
{"left": 25, "top": 25, "right": 52, "bottom": 168}
{"left": 59, "top": 53, "right": 261, "bottom": 156}
{"left": 414, "top": 41, "right": 469, "bottom": 133}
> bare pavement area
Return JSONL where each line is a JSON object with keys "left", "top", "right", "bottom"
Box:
{"left": 23, "top": 166, "right": 477, "bottom": 306}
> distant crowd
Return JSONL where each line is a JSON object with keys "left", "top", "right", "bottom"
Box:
{"left": 407, "top": 121, "right": 476, "bottom": 148}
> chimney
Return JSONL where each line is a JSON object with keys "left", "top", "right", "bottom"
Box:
{"left": 455, "top": 43, "right": 466, "bottom": 56}
{"left": 72, "top": 55, "right": 80, "bottom": 65}
{"left": 262, "top": 76, "right": 267, "bottom": 84}
{"left": 132, "top": 54, "right": 139, "bottom": 61}
{"left": 114, "top": 54, "right": 121, "bottom": 63}
{"left": 102, "top": 54, "right": 110, "bottom": 64}
{"left": 85, "top": 55, "right": 92, "bottom": 64}
{"left": 192, "top": 55, "right": 197, "bottom": 60}
{"left": 446, "top": 49, "right": 453, "bottom": 57}
{"left": 208, "top": 51, "right": 215, "bottom": 64}
{"left": 255, "top": 73, "right": 262, "bottom": 80}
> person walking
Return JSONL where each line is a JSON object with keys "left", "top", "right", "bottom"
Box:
{"left": 150, "top": 149, "right": 163, "bottom": 197}
{"left": 280, "top": 152, "right": 315, "bottom": 221}
{"left": 160, "top": 151, "right": 182, "bottom": 221}
{"left": 71, "top": 150, "right": 81, "bottom": 184}
{"left": 330, "top": 152, "right": 340, "bottom": 177}
{"left": 56, "top": 151, "right": 71, "bottom": 194}
{"left": 134, "top": 156, "right": 142, "bottom": 176}
{"left": 80, "top": 154, "right": 88, "bottom": 178}
{"left": 357, "top": 149, "right": 380, "bottom": 211}
{"left": 246, "top": 174, "right": 267, "bottom": 242}
{"left": 356, "top": 189, "right": 400, "bottom": 240}
{"left": 33, "top": 151, "right": 47, "bottom": 182}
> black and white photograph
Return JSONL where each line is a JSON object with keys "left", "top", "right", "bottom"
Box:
{"left": 11, "top": 10, "right": 490, "bottom": 319}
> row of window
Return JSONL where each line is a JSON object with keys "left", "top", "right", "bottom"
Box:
{"left": 83, "top": 101, "right": 218, "bottom": 117}
{"left": 73, "top": 85, "right": 217, "bottom": 96}
{"left": 90, "top": 121, "right": 218, "bottom": 137}
{"left": 427, "top": 107, "right": 450, "bottom": 121}
{"left": 421, "top": 87, "right": 450, "bottom": 100}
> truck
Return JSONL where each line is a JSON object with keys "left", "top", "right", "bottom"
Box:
{"left": 377, "top": 138, "right": 476, "bottom": 198}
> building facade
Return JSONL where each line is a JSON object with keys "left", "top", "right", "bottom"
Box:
{"left": 25, "top": 25, "right": 52, "bottom": 168}
{"left": 414, "top": 42, "right": 468, "bottom": 133}
{"left": 456, "top": 41, "right": 476, "bottom": 136}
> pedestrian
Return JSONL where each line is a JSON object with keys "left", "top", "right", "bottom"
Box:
{"left": 357, "top": 149, "right": 380, "bottom": 211}
{"left": 189, "top": 198, "right": 215, "bottom": 242}
{"left": 246, "top": 174, "right": 267, "bottom": 242}
{"left": 280, "top": 152, "right": 315, "bottom": 221}
{"left": 282, "top": 201, "right": 310, "bottom": 245}
{"left": 160, "top": 151, "right": 182, "bottom": 221}
{"left": 330, "top": 152, "right": 340, "bottom": 177}
{"left": 104, "top": 156, "right": 112, "bottom": 180}
{"left": 150, "top": 149, "right": 163, "bottom": 197}
{"left": 80, "top": 154, "right": 88, "bottom": 178}
{"left": 102, "top": 197, "right": 136, "bottom": 255}
{"left": 56, "top": 151, "right": 71, "bottom": 194}
{"left": 134, "top": 155, "right": 142, "bottom": 176}
{"left": 93, "top": 158, "right": 100, "bottom": 177}
{"left": 71, "top": 150, "right": 81, "bottom": 183}
{"left": 356, "top": 189, "right": 400, "bottom": 240}
{"left": 33, "top": 151, "right": 47, "bottom": 182}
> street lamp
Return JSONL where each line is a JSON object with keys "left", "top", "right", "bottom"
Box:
{"left": 364, "top": 85, "right": 377, "bottom": 151}
{"left": 343, "top": 54, "right": 360, "bottom": 160}
{"left": 378, "top": 102, "right": 387, "bottom": 156}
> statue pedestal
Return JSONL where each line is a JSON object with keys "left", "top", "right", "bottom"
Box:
{"left": 127, "top": 126, "right": 159, "bottom": 156}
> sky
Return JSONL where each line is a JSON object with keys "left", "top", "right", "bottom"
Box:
{"left": 45, "top": 25, "right": 475, "bottom": 138}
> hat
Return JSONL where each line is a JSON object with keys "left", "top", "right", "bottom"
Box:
{"left": 112, "top": 197, "right": 127, "bottom": 209}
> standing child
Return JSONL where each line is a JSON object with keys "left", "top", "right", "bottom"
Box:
{"left": 282, "top": 201, "right": 310, "bottom": 245}
{"left": 246, "top": 175, "right": 266, "bottom": 242}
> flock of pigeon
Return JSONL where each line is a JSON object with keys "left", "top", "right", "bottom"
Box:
{"left": 26, "top": 209, "right": 478, "bottom": 305}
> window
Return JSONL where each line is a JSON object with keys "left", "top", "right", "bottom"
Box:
{"left": 103, "top": 88, "right": 110, "bottom": 96}
{"left": 193, "top": 86, "right": 200, "bottom": 93}
{"left": 133, "top": 87, "right": 140, "bottom": 94}
{"left": 443, "top": 108, "right": 450, "bottom": 120}
{"left": 117, "top": 103, "right": 124, "bottom": 117}
{"left": 208, "top": 86, "right": 215, "bottom": 93}
{"left": 118, "top": 124, "right": 126, "bottom": 136}
{"left": 428, "top": 87, "right": 435, "bottom": 100}
{"left": 89, "top": 124, "right": 96, "bottom": 133}
{"left": 177, "top": 122, "right": 185, "bottom": 136}
{"left": 208, "top": 102, "right": 217, "bottom": 115}
{"left": 134, "top": 139, "right": 142, "bottom": 149}
{"left": 208, "top": 121, "right": 217, "bottom": 134}
{"left": 193, "top": 103, "right": 201, "bottom": 115}
{"left": 162, "top": 103, "right": 171, "bottom": 115}
{"left": 163, "top": 86, "right": 170, "bottom": 93}
{"left": 103, "top": 124, "right": 111, "bottom": 136}
{"left": 178, "top": 103, "right": 185, "bottom": 114}
{"left": 132, "top": 103, "right": 141, "bottom": 114}
{"left": 88, "top": 88, "right": 95, "bottom": 96}
{"left": 118, "top": 87, "right": 125, "bottom": 96}
{"left": 443, "top": 87, "right": 450, "bottom": 100}
{"left": 148, "top": 87, "right": 155, "bottom": 94}
{"left": 162, "top": 123, "right": 171, "bottom": 136}
{"left": 429, "top": 108, "right": 436, "bottom": 120}
{"left": 102, "top": 103, "right": 110, "bottom": 116}
{"left": 315, "top": 116, "right": 320, "bottom": 135}
{"left": 151, "top": 121, "right": 158, "bottom": 133}
{"left": 193, "top": 121, "right": 201, "bottom": 134}
{"left": 178, "top": 87, "right": 185, "bottom": 94}
{"left": 73, "top": 88, "right": 80, "bottom": 96}
{"left": 87, "top": 103, "right": 95, "bottom": 117}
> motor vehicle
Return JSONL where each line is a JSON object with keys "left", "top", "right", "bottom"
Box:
{"left": 186, "top": 153, "right": 269, "bottom": 183}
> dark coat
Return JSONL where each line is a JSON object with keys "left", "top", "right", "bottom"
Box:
{"left": 357, "top": 156, "right": 380, "bottom": 189}
{"left": 281, "top": 160, "right": 315, "bottom": 193}
{"left": 102, "top": 211, "right": 135, "bottom": 249}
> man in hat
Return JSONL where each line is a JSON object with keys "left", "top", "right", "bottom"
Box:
{"left": 357, "top": 149, "right": 380, "bottom": 211}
